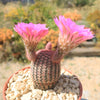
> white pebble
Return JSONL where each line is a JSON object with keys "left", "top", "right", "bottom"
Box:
{"left": 73, "top": 94, "right": 77, "bottom": 100}
{"left": 21, "top": 92, "right": 32, "bottom": 100}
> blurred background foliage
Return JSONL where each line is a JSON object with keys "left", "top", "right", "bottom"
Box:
{"left": 0, "top": 0, "right": 100, "bottom": 63}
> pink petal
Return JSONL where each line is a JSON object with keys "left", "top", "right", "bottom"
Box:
{"left": 54, "top": 16, "right": 94, "bottom": 46}
{"left": 14, "top": 22, "right": 48, "bottom": 42}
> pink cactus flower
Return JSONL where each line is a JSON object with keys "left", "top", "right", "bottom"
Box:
{"left": 14, "top": 22, "right": 48, "bottom": 61}
{"left": 54, "top": 16, "right": 94, "bottom": 54}
{"left": 14, "top": 23, "right": 48, "bottom": 42}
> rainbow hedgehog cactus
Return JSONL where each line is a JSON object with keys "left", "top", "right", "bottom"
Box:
{"left": 14, "top": 16, "right": 94, "bottom": 90}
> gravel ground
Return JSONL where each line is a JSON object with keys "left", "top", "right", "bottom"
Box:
{"left": 0, "top": 57, "right": 100, "bottom": 100}
{"left": 5, "top": 68, "right": 80, "bottom": 100}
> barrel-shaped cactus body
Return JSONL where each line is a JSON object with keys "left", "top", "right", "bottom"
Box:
{"left": 31, "top": 49, "right": 61, "bottom": 90}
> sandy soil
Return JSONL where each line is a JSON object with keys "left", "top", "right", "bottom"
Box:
{"left": 0, "top": 57, "right": 100, "bottom": 100}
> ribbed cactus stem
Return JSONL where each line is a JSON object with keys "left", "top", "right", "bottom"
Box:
{"left": 30, "top": 42, "right": 61, "bottom": 90}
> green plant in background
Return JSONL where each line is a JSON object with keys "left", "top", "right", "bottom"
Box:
{"left": 75, "top": 0, "right": 89, "bottom": 6}
{"left": 51, "top": 0, "right": 95, "bottom": 8}
{"left": 0, "top": 28, "right": 13, "bottom": 62}
{"left": 0, "top": 28, "right": 29, "bottom": 63}
{"left": 53, "top": 0, "right": 75, "bottom": 8}
{"left": 46, "top": 19, "right": 58, "bottom": 30}
{"left": 87, "top": 10, "right": 100, "bottom": 28}
{"left": 75, "top": 0, "right": 95, "bottom": 7}
{"left": 34, "top": 0, "right": 48, "bottom": 2}
{"left": 11, "top": 31, "right": 28, "bottom": 63}
{"left": 4, "top": 6, "right": 28, "bottom": 24}
{"left": 28, "top": 1, "right": 56, "bottom": 25}
{"left": 91, "top": 0, "right": 100, "bottom": 10}
{"left": 0, "top": 12, "right": 4, "bottom": 21}
{"left": 86, "top": 9, "right": 100, "bottom": 44}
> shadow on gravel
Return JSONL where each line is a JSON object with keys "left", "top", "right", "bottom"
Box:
{"left": 81, "top": 98, "right": 88, "bottom": 100}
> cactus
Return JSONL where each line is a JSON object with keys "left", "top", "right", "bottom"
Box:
{"left": 14, "top": 16, "right": 94, "bottom": 90}
{"left": 31, "top": 44, "right": 61, "bottom": 90}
